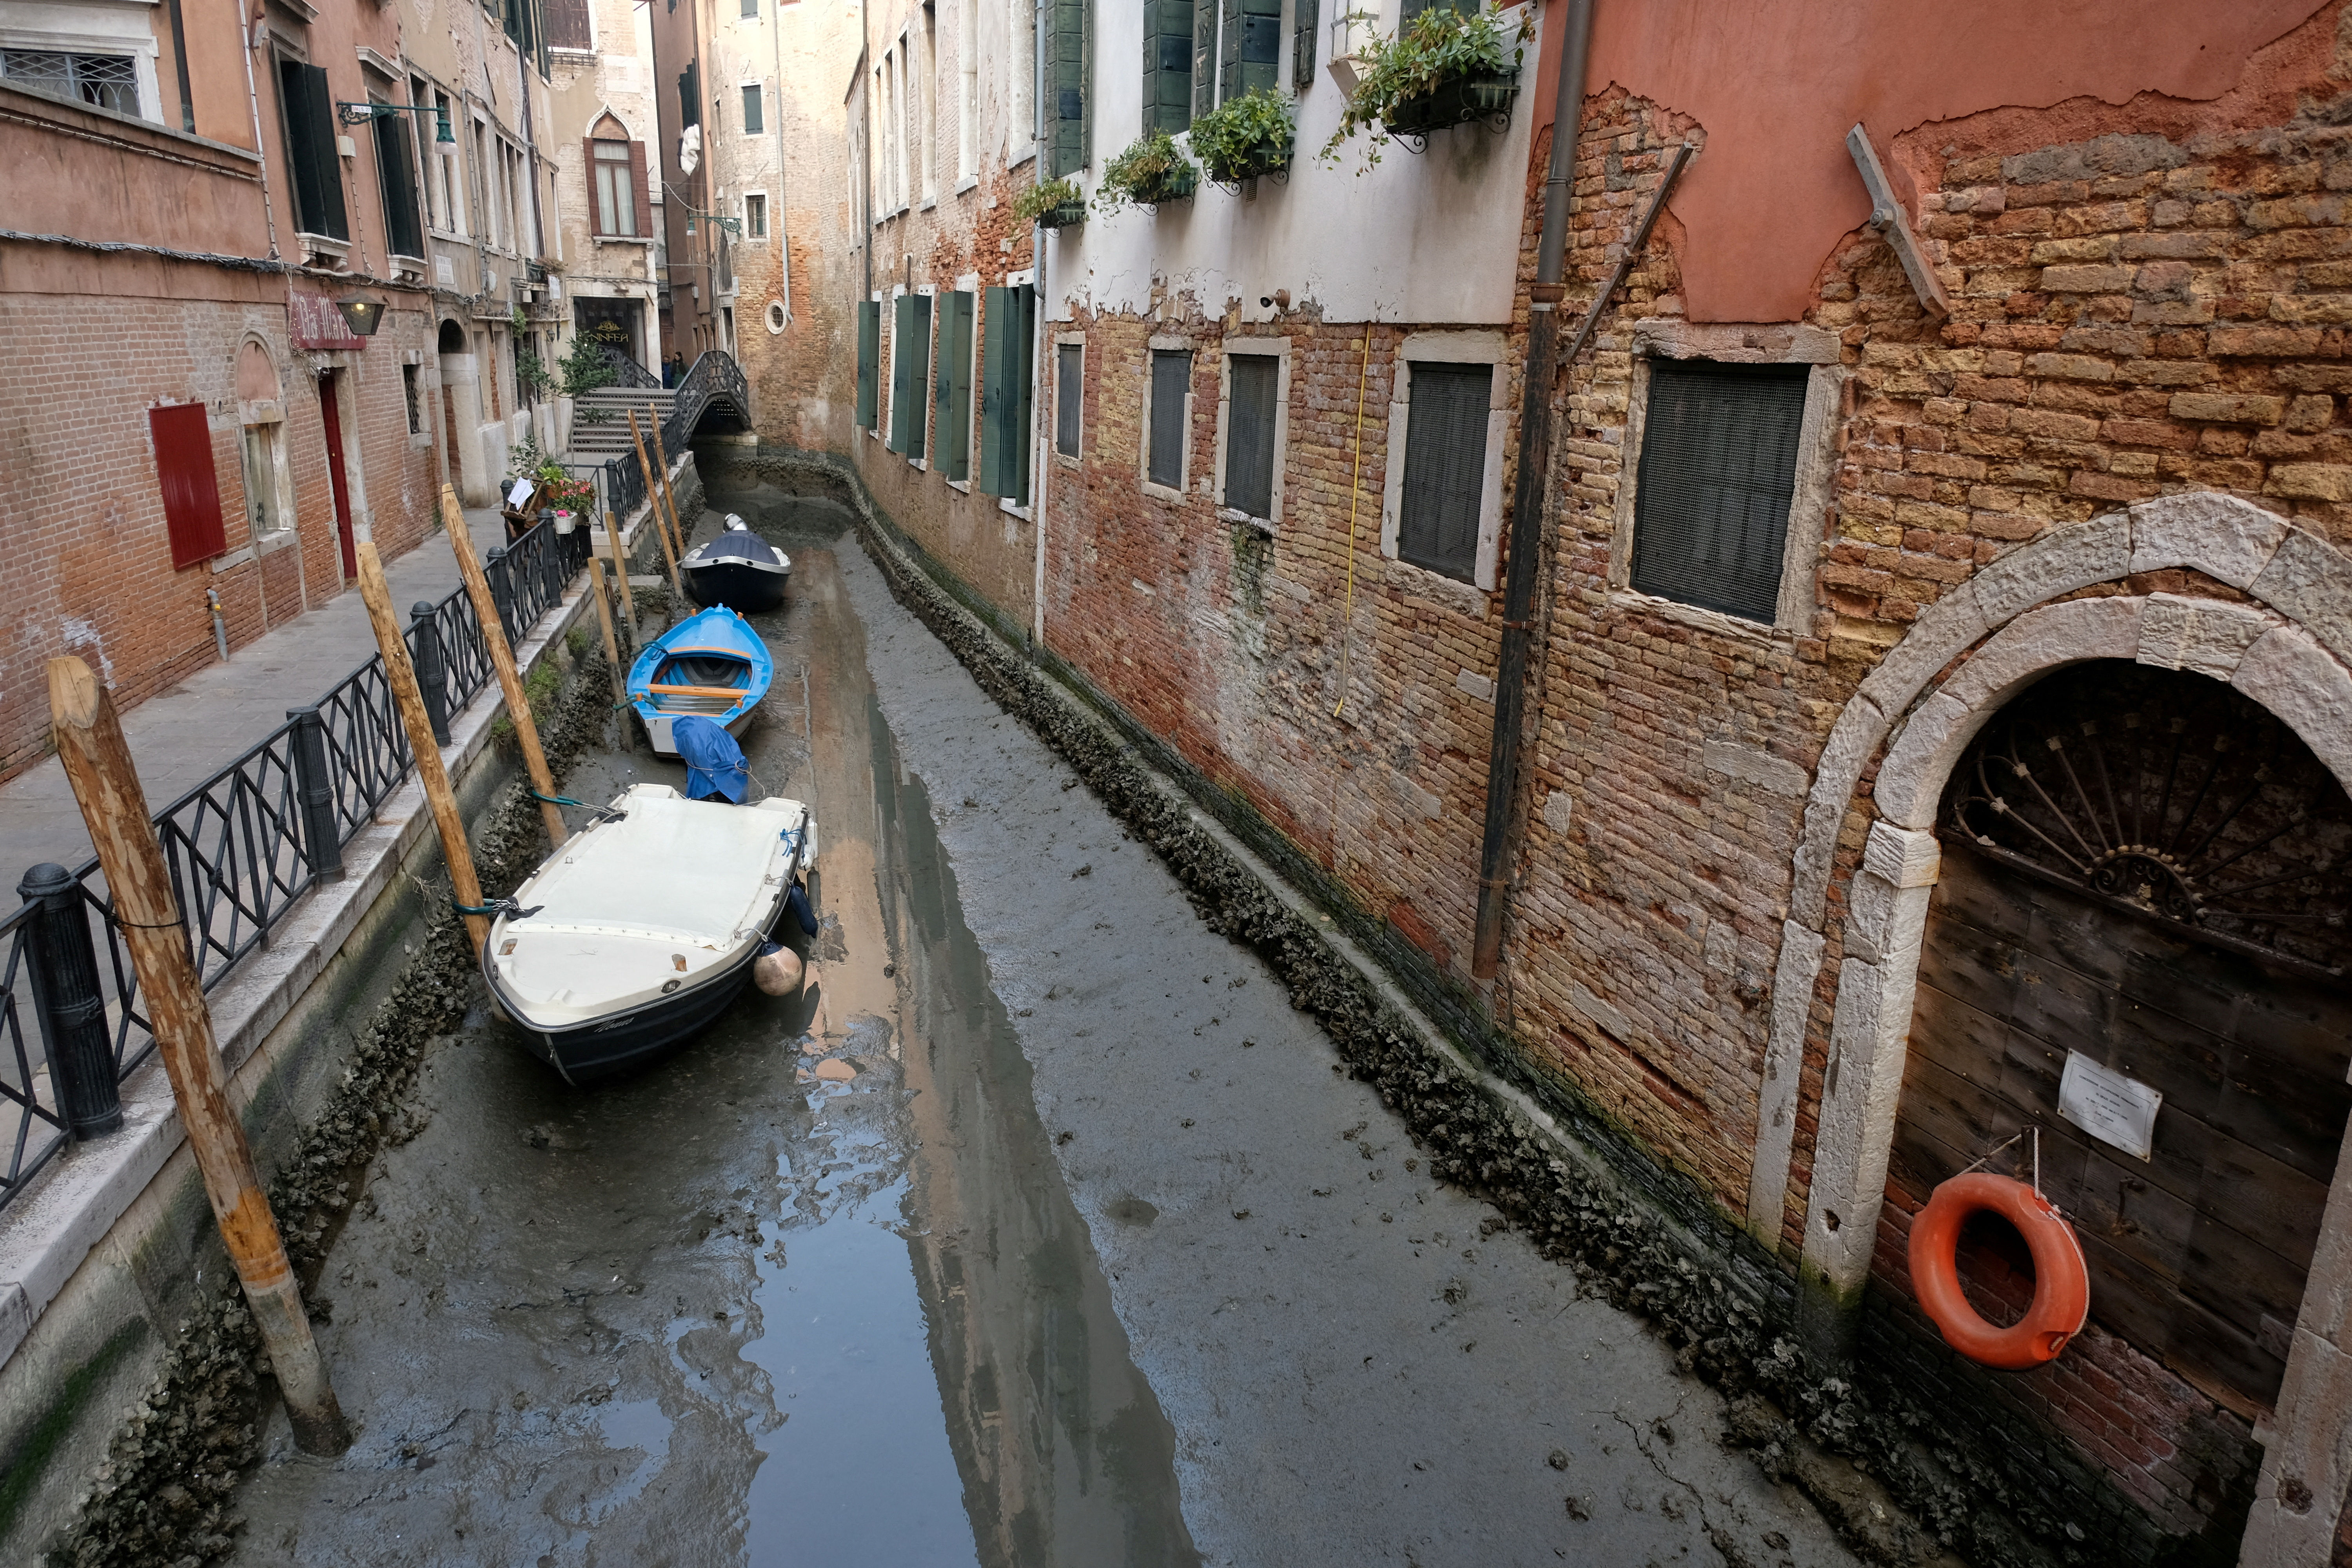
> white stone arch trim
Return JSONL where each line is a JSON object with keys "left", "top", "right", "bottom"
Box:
{"left": 588, "top": 105, "right": 640, "bottom": 142}
{"left": 1743, "top": 494, "right": 2339, "bottom": 1244}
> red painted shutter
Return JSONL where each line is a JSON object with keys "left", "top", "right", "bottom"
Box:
{"left": 628, "top": 142, "right": 652, "bottom": 239}
{"left": 149, "top": 403, "right": 226, "bottom": 569}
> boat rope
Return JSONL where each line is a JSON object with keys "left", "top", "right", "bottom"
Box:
{"left": 454, "top": 896, "right": 543, "bottom": 920}
{"left": 531, "top": 788, "right": 589, "bottom": 808}
{"left": 103, "top": 909, "right": 187, "bottom": 932}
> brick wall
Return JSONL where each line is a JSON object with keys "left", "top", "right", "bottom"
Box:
{"left": 0, "top": 253, "right": 444, "bottom": 784}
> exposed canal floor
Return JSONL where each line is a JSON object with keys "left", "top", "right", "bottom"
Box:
{"left": 223, "top": 478, "right": 1858, "bottom": 1567}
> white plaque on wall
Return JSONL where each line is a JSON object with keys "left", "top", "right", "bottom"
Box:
{"left": 2058, "top": 1052, "right": 2162, "bottom": 1161}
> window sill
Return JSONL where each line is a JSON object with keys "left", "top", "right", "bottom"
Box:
{"left": 593, "top": 234, "right": 653, "bottom": 245}
{"left": 918, "top": 196, "right": 938, "bottom": 212}
{"left": 998, "top": 497, "right": 1031, "bottom": 520}
{"left": 294, "top": 230, "right": 348, "bottom": 260}
{"left": 1381, "top": 550, "right": 1488, "bottom": 613}
{"left": 908, "top": 455, "right": 927, "bottom": 471}
{"left": 1009, "top": 145, "right": 1036, "bottom": 170}
{"left": 955, "top": 174, "right": 979, "bottom": 195}
{"left": 1053, "top": 452, "right": 1081, "bottom": 468}
{"left": 1142, "top": 479, "right": 1184, "bottom": 505}
{"left": 946, "top": 477, "right": 972, "bottom": 494}
{"left": 1218, "top": 505, "right": 1274, "bottom": 534}
{"left": 1605, "top": 586, "right": 1789, "bottom": 645}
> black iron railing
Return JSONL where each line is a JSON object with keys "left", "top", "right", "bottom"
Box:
{"left": 0, "top": 515, "right": 593, "bottom": 1211}
{"left": 579, "top": 349, "right": 749, "bottom": 532}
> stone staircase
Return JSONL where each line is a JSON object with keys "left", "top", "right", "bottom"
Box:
{"left": 567, "top": 385, "right": 677, "bottom": 460}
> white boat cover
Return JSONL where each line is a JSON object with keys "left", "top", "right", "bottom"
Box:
{"left": 488, "top": 784, "right": 813, "bottom": 1029}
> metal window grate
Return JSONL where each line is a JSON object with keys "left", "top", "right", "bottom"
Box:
{"left": 1631, "top": 358, "right": 1809, "bottom": 624}
{"left": 2, "top": 49, "right": 138, "bottom": 116}
{"left": 1223, "top": 354, "right": 1278, "bottom": 519}
{"left": 1397, "top": 361, "right": 1489, "bottom": 581}
{"left": 1149, "top": 350, "right": 1191, "bottom": 488}
{"left": 1056, "top": 342, "right": 1083, "bottom": 457}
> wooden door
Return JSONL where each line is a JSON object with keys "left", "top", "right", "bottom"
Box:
{"left": 1893, "top": 660, "right": 2352, "bottom": 1419}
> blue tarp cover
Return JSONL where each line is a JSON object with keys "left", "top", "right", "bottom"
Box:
{"left": 675, "top": 716, "right": 750, "bottom": 803}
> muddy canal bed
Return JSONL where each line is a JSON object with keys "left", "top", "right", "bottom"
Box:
{"left": 225, "top": 480, "right": 1854, "bottom": 1567}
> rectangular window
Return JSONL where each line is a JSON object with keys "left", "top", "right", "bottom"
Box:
{"left": 1223, "top": 353, "right": 1278, "bottom": 519}
{"left": 402, "top": 364, "right": 423, "bottom": 435}
{"left": 1397, "top": 361, "right": 1490, "bottom": 582}
{"left": 742, "top": 83, "right": 764, "bottom": 134}
{"left": 742, "top": 0, "right": 759, "bottom": 15}
{"left": 590, "top": 139, "right": 640, "bottom": 236}
{"left": 889, "top": 293, "right": 933, "bottom": 457}
{"left": 1217, "top": 0, "right": 1281, "bottom": 103}
{"left": 934, "top": 290, "right": 976, "bottom": 481}
{"left": 745, "top": 192, "right": 767, "bottom": 237}
{"left": 1630, "top": 358, "right": 1811, "bottom": 624}
{"left": 1148, "top": 350, "right": 1191, "bottom": 490}
{"left": 957, "top": 0, "right": 978, "bottom": 179}
{"left": 1043, "top": 0, "right": 1089, "bottom": 175}
{"left": 857, "top": 299, "right": 882, "bottom": 428}
{"left": 373, "top": 109, "right": 426, "bottom": 259}
{"left": 978, "top": 284, "right": 1036, "bottom": 501}
{"left": 2, "top": 49, "right": 139, "bottom": 116}
{"left": 1011, "top": 0, "right": 1034, "bottom": 160}
{"left": 150, "top": 404, "right": 226, "bottom": 568}
{"left": 918, "top": 3, "right": 936, "bottom": 198}
{"left": 1055, "top": 341, "right": 1083, "bottom": 457}
{"left": 276, "top": 59, "right": 349, "bottom": 240}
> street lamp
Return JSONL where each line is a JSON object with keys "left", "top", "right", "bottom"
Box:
{"left": 335, "top": 292, "right": 388, "bottom": 336}
{"left": 337, "top": 100, "right": 459, "bottom": 155}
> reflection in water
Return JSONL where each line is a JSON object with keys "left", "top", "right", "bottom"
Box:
{"left": 867, "top": 694, "right": 1201, "bottom": 1568}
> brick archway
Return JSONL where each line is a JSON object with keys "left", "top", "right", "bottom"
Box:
{"left": 1744, "top": 493, "right": 2352, "bottom": 1565}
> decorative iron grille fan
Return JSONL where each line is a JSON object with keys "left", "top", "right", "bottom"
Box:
{"left": 1943, "top": 660, "right": 2352, "bottom": 979}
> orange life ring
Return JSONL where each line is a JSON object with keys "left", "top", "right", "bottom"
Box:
{"left": 1907, "top": 1171, "right": 2089, "bottom": 1370}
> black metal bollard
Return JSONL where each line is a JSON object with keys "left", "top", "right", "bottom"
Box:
{"left": 286, "top": 706, "right": 344, "bottom": 882}
{"left": 409, "top": 601, "right": 450, "bottom": 744}
{"left": 486, "top": 545, "right": 517, "bottom": 644}
{"left": 16, "top": 863, "right": 122, "bottom": 1139}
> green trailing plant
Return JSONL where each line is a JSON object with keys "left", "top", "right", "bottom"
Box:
{"left": 1191, "top": 87, "right": 1297, "bottom": 186}
{"left": 1095, "top": 130, "right": 1200, "bottom": 213}
{"left": 515, "top": 349, "right": 556, "bottom": 399}
{"left": 1014, "top": 175, "right": 1088, "bottom": 225}
{"left": 507, "top": 430, "right": 547, "bottom": 481}
{"left": 1320, "top": 4, "right": 1529, "bottom": 173}
{"left": 557, "top": 332, "right": 621, "bottom": 397}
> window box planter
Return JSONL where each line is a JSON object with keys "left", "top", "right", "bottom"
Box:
{"left": 1127, "top": 160, "right": 1199, "bottom": 207}
{"left": 1194, "top": 87, "right": 1298, "bottom": 192}
{"left": 1037, "top": 200, "right": 1089, "bottom": 228}
{"left": 1097, "top": 131, "right": 1201, "bottom": 215}
{"left": 1014, "top": 176, "right": 1088, "bottom": 229}
{"left": 1378, "top": 74, "right": 1518, "bottom": 143}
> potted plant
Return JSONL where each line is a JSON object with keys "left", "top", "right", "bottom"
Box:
{"left": 1015, "top": 175, "right": 1090, "bottom": 228}
{"left": 1095, "top": 131, "right": 1200, "bottom": 213}
{"left": 1191, "top": 87, "right": 1297, "bottom": 189}
{"left": 1320, "top": 4, "right": 1530, "bottom": 172}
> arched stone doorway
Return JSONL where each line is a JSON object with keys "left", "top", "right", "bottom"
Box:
{"left": 1756, "top": 494, "right": 2352, "bottom": 1564}
{"left": 1889, "top": 659, "right": 2352, "bottom": 1542}
{"left": 437, "top": 317, "right": 488, "bottom": 505}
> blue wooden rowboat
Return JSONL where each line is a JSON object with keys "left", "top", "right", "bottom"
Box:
{"left": 628, "top": 605, "right": 771, "bottom": 756}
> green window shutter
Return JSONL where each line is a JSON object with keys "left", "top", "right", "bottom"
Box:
{"left": 1293, "top": 0, "right": 1316, "bottom": 87}
{"left": 1226, "top": 0, "right": 1279, "bottom": 97}
{"left": 1012, "top": 285, "right": 1036, "bottom": 505}
{"left": 936, "top": 292, "right": 975, "bottom": 482}
{"left": 977, "top": 286, "right": 1010, "bottom": 494}
{"left": 1143, "top": 0, "right": 1191, "bottom": 134}
{"left": 856, "top": 300, "right": 880, "bottom": 428}
{"left": 1191, "top": 0, "right": 1218, "bottom": 116}
{"left": 1217, "top": 0, "right": 1239, "bottom": 105}
{"left": 1397, "top": 361, "right": 1491, "bottom": 583}
{"left": 1630, "top": 359, "right": 1809, "bottom": 624}
{"left": 888, "top": 294, "right": 915, "bottom": 452}
{"left": 1046, "top": 0, "right": 1089, "bottom": 174}
{"left": 906, "top": 294, "right": 933, "bottom": 461}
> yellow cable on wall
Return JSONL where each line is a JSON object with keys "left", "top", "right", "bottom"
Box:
{"left": 1332, "top": 320, "right": 1374, "bottom": 719}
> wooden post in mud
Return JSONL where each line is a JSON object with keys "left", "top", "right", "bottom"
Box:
{"left": 47, "top": 657, "right": 351, "bottom": 1456}
{"left": 602, "top": 509, "right": 637, "bottom": 634}
{"left": 628, "top": 411, "right": 688, "bottom": 607}
{"left": 439, "top": 485, "right": 568, "bottom": 849}
{"left": 354, "top": 542, "right": 494, "bottom": 954}
{"left": 588, "top": 558, "right": 633, "bottom": 752}
{"left": 648, "top": 417, "right": 691, "bottom": 557}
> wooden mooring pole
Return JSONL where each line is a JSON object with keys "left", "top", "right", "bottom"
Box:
{"left": 603, "top": 508, "right": 637, "bottom": 635}
{"left": 587, "top": 558, "right": 633, "bottom": 752}
{"left": 648, "top": 416, "right": 691, "bottom": 558}
{"left": 628, "top": 410, "right": 688, "bottom": 607}
{"left": 354, "top": 541, "right": 493, "bottom": 954}
{"left": 47, "top": 657, "right": 351, "bottom": 1456}
{"left": 439, "top": 485, "right": 568, "bottom": 849}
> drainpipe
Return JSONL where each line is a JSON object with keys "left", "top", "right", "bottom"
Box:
{"left": 239, "top": 5, "right": 283, "bottom": 263}
{"left": 1468, "top": 0, "right": 1594, "bottom": 981}
{"left": 1029, "top": 0, "right": 1049, "bottom": 648}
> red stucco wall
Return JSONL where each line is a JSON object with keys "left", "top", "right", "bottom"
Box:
{"left": 1529, "top": 0, "right": 2329, "bottom": 322}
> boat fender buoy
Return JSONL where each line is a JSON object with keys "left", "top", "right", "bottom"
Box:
{"left": 1907, "top": 1171, "right": 2089, "bottom": 1370}
{"left": 753, "top": 940, "right": 805, "bottom": 996}
{"left": 786, "top": 882, "right": 819, "bottom": 938}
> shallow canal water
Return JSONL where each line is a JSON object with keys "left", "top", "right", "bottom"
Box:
{"left": 227, "top": 489, "right": 1196, "bottom": 1566}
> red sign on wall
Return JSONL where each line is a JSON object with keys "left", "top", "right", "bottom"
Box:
{"left": 289, "top": 290, "right": 365, "bottom": 350}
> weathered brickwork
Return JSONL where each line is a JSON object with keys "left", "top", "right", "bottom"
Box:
{"left": 0, "top": 257, "right": 440, "bottom": 783}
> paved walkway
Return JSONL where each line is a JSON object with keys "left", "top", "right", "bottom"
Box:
{"left": 0, "top": 508, "right": 511, "bottom": 885}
